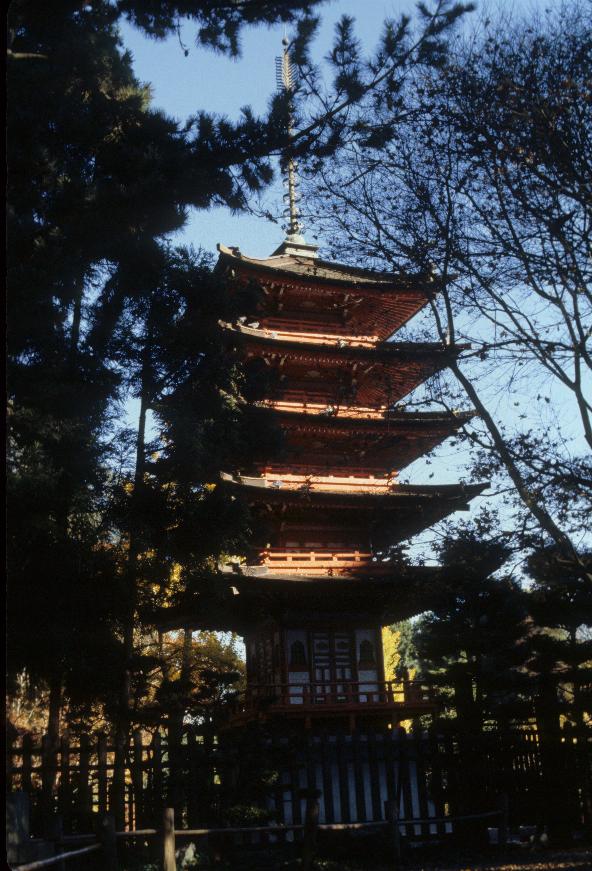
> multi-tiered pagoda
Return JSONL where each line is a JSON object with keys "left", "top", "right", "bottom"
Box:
{"left": 213, "top": 232, "right": 486, "bottom": 731}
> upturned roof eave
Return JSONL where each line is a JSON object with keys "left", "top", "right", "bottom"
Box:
{"left": 220, "top": 321, "right": 469, "bottom": 359}
{"left": 219, "top": 471, "right": 489, "bottom": 504}
{"left": 151, "top": 564, "right": 463, "bottom": 632}
{"left": 251, "top": 405, "right": 476, "bottom": 429}
{"left": 217, "top": 243, "right": 447, "bottom": 293}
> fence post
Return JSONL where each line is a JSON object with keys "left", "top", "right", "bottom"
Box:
{"left": 77, "top": 734, "right": 92, "bottom": 820}
{"left": 162, "top": 807, "right": 176, "bottom": 871}
{"left": 132, "top": 729, "right": 144, "bottom": 829}
{"left": 301, "top": 788, "right": 321, "bottom": 871}
{"left": 385, "top": 799, "right": 401, "bottom": 869}
{"left": 97, "top": 814, "right": 119, "bottom": 871}
{"left": 497, "top": 792, "right": 509, "bottom": 847}
{"left": 97, "top": 733, "right": 108, "bottom": 816}
{"left": 41, "top": 733, "right": 58, "bottom": 825}
{"left": 44, "top": 815, "right": 64, "bottom": 871}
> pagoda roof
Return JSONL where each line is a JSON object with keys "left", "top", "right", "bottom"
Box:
{"left": 256, "top": 405, "right": 474, "bottom": 429}
{"left": 219, "top": 472, "right": 488, "bottom": 546}
{"left": 221, "top": 320, "right": 464, "bottom": 360}
{"left": 217, "top": 243, "right": 441, "bottom": 294}
{"left": 220, "top": 471, "right": 486, "bottom": 506}
{"left": 155, "top": 564, "right": 466, "bottom": 632}
{"left": 249, "top": 407, "right": 475, "bottom": 473}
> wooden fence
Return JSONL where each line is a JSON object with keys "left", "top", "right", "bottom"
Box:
{"left": 6, "top": 722, "right": 588, "bottom": 842}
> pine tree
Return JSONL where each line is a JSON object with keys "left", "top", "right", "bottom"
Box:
{"left": 7, "top": 0, "right": 326, "bottom": 736}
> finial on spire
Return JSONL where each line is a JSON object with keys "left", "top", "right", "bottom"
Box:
{"left": 272, "top": 37, "right": 318, "bottom": 259}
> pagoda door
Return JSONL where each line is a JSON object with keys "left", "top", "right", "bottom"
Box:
{"left": 312, "top": 631, "right": 355, "bottom": 705}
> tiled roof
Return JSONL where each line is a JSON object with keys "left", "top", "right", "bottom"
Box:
{"left": 217, "top": 243, "right": 437, "bottom": 290}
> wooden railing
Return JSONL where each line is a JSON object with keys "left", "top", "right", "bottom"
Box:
{"left": 240, "top": 680, "right": 433, "bottom": 712}
{"left": 232, "top": 321, "right": 379, "bottom": 347}
{"left": 259, "top": 548, "right": 375, "bottom": 573}
{"left": 255, "top": 473, "right": 395, "bottom": 493}
{"left": 257, "top": 396, "right": 387, "bottom": 420}
{"left": 257, "top": 464, "right": 396, "bottom": 479}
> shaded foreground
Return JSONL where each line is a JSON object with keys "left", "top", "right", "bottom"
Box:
{"left": 289, "top": 846, "right": 591, "bottom": 870}
{"left": 389, "top": 846, "right": 591, "bottom": 870}
{"left": 158, "top": 844, "right": 592, "bottom": 871}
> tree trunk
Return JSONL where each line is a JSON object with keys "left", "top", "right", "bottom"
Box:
{"left": 428, "top": 291, "right": 585, "bottom": 572}
{"left": 113, "top": 350, "right": 151, "bottom": 829}
{"left": 69, "top": 276, "right": 83, "bottom": 356}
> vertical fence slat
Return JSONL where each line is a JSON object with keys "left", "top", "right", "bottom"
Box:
{"left": 398, "top": 728, "right": 414, "bottom": 838}
{"left": 152, "top": 731, "right": 163, "bottom": 827}
{"left": 289, "top": 737, "right": 302, "bottom": 827}
{"left": 22, "top": 733, "right": 33, "bottom": 795}
{"left": 367, "top": 729, "right": 382, "bottom": 822}
{"left": 427, "top": 728, "right": 445, "bottom": 836}
{"left": 413, "top": 729, "right": 430, "bottom": 839}
{"left": 41, "top": 734, "right": 57, "bottom": 824}
{"left": 187, "top": 731, "right": 199, "bottom": 828}
{"left": 58, "top": 733, "right": 71, "bottom": 825}
{"left": 320, "top": 732, "right": 334, "bottom": 824}
{"left": 112, "top": 733, "right": 126, "bottom": 830}
{"left": 77, "top": 734, "right": 92, "bottom": 821}
{"left": 97, "top": 733, "right": 108, "bottom": 818}
{"left": 336, "top": 729, "right": 350, "bottom": 824}
{"left": 132, "top": 729, "right": 143, "bottom": 830}
{"left": 351, "top": 731, "right": 366, "bottom": 822}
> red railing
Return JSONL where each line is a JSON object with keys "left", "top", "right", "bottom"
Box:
{"left": 239, "top": 680, "right": 433, "bottom": 712}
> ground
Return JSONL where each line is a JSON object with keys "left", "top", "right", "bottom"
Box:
{"left": 310, "top": 847, "right": 592, "bottom": 871}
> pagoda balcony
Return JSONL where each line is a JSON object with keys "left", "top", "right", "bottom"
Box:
{"left": 252, "top": 471, "right": 396, "bottom": 494}
{"left": 229, "top": 321, "right": 380, "bottom": 348}
{"left": 257, "top": 399, "right": 389, "bottom": 419}
{"left": 259, "top": 315, "right": 375, "bottom": 340}
{"left": 252, "top": 547, "right": 392, "bottom": 575}
{"left": 229, "top": 679, "right": 434, "bottom": 725}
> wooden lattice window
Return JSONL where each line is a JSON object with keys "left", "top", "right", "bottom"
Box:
{"left": 289, "top": 640, "right": 307, "bottom": 669}
{"left": 358, "top": 639, "right": 376, "bottom": 669}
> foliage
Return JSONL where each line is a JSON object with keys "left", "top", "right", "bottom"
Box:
{"left": 6, "top": 0, "right": 327, "bottom": 732}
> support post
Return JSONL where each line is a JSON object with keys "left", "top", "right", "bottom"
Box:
{"left": 162, "top": 807, "right": 176, "bottom": 871}
{"left": 497, "top": 792, "right": 509, "bottom": 847}
{"left": 97, "top": 814, "right": 119, "bottom": 871}
{"left": 44, "top": 813, "right": 64, "bottom": 871}
{"left": 385, "top": 799, "right": 401, "bottom": 869}
{"left": 301, "top": 789, "right": 321, "bottom": 871}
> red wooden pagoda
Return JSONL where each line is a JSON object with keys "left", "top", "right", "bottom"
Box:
{"left": 213, "top": 235, "right": 487, "bottom": 730}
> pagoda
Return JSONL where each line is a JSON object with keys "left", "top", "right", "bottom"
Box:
{"left": 189, "top": 42, "right": 488, "bottom": 736}
{"left": 157, "top": 45, "right": 489, "bottom": 827}
{"left": 213, "top": 230, "right": 486, "bottom": 730}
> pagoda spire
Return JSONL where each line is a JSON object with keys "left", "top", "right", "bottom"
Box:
{"left": 272, "top": 37, "right": 318, "bottom": 259}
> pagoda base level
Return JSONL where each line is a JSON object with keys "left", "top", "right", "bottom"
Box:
{"left": 240, "top": 562, "right": 396, "bottom": 578}
{"left": 228, "top": 704, "right": 434, "bottom": 732}
{"left": 227, "top": 680, "right": 434, "bottom": 730}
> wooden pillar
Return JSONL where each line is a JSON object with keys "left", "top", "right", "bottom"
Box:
{"left": 162, "top": 807, "right": 176, "bottom": 871}
{"left": 97, "top": 813, "right": 119, "bottom": 871}
{"left": 41, "top": 733, "right": 58, "bottom": 826}
{"left": 385, "top": 799, "right": 401, "bottom": 869}
{"left": 132, "top": 729, "right": 144, "bottom": 829}
{"left": 77, "top": 734, "right": 92, "bottom": 819}
{"left": 301, "top": 788, "right": 321, "bottom": 871}
{"left": 497, "top": 792, "right": 509, "bottom": 847}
